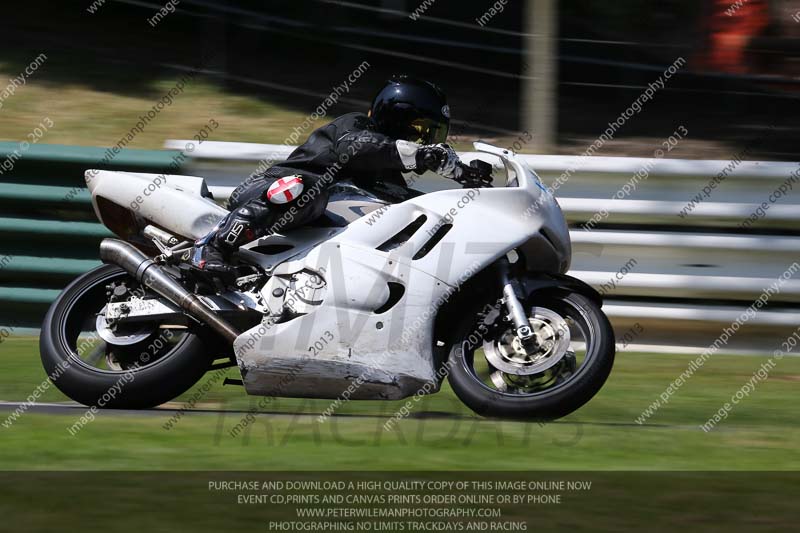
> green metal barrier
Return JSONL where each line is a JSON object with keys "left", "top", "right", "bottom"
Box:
{"left": 0, "top": 217, "right": 111, "bottom": 238}
{"left": 0, "top": 142, "right": 185, "bottom": 328}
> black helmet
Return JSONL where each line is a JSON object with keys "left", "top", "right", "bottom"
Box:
{"left": 369, "top": 76, "right": 450, "bottom": 145}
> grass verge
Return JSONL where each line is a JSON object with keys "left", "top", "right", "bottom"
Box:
{"left": 1, "top": 337, "right": 798, "bottom": 470}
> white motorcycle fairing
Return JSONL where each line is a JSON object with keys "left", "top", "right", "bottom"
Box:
{"left": 232, "top": 150, "right": 571, "bottom": 400}
{"left": 85, "top": 146, "right": 571, "bottom": 401}
{"left": 85, "top": 170, "right": 227, "bottom": 240}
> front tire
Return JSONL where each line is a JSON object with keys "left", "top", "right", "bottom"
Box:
{"left": 448, "top": 291, "right": 614, "bottom": 420}
{"left": 40, "top": 265, "right": 217, "bottom": 409}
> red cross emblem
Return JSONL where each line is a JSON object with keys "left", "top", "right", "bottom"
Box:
{"left": 266, "top": 175, "right": 304, "bottom": 204}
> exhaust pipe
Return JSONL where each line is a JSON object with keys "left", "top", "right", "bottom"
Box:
{"left": 100, "top": 239, "right": 239, "bottom": 344}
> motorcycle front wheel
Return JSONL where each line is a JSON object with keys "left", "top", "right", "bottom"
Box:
{"left": 447, "top": 290, "right": 614, "bottom": 420}
{"left": 40, "top": 265, "right": 217, "bottom": 409}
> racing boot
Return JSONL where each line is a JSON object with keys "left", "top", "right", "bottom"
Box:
{"left": 191, "top": 205, "right": 261, "bottom": 280}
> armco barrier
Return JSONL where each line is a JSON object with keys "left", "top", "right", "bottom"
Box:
{"left": 1, "top": 139, "right": 798, "bottom": 354}
{"left": 0, "top": 142, "right": 185, "bottom": 328}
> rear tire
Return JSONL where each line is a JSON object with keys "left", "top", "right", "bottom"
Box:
{"left": 40, "top": 265, "right": 217, "bottom": 409}
{"left": 447, "top": 291, "right": 614, "bottom": 420}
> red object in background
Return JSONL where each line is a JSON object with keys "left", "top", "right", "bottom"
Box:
{"left": 695, "top": 0, "right": 770, "bottom": 74}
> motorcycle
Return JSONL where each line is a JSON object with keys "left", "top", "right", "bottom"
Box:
{"left": 40, "top": 142, "right": 614, "bottom": 419}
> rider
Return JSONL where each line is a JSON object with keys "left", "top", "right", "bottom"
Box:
{"left": 192, "top": 76, "right": 463, "bottom": 276}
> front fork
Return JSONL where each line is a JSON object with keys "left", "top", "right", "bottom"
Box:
{"left": 498, "top": 254, "right": 537, "bottom": 349}
{"left": 499, "top": 254, "right": 539, "bottom": 354}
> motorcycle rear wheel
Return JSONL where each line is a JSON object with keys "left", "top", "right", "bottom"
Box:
{"left": 40, "top": 265, "right": 216, "bottom": 409}
{"left": 447, "top": 291, "right": 614, "bottom": 420}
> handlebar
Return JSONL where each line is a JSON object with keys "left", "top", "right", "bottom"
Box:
{"left": 453, "top": 159, "right": 493, "bottom": 188}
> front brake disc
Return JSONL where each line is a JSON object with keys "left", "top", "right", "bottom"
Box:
{"left": 482, "top": 307, "right": 571, "bottom": 376}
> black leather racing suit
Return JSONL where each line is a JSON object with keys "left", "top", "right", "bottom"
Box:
{"left": 194, "top": 112, "right": 422, "bottom": 270}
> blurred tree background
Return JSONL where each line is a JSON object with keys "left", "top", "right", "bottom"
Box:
{"left": 0, "top": 0, "right": 798, "bottom": 159}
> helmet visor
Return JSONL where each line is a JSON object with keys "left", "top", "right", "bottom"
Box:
{"left": 407, "top": 118, "right": 449, "bottom": 145}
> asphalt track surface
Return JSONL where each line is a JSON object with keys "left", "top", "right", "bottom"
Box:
{"left": 0, "top": 401, "right": 706, "bottom": 430}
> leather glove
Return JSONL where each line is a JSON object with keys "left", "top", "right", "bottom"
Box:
{"left": 415, "top": 143, "right": 460, "bottom": 179}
